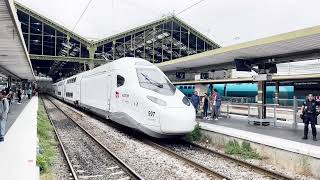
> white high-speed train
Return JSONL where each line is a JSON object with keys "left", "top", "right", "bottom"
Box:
{"left": 51, "top": 57, "right": 196, "bottom": 138}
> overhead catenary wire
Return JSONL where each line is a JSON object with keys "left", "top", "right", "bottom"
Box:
{"left": 176, "top": 0, "right": 206, "bottom": 16}
{"left": 72, "top": 0, "right": 94, "bottom": 31}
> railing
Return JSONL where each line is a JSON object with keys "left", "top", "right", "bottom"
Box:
{"left": 222, "top": 96, "right": 255, "bottom": 103}
{"left": 197, "top": 96, "right": 319, "bottom": 129}
{"left": 219, "top": 102, "right": 279, "bottom": 126}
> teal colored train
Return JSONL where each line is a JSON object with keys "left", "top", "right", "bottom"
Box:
{"left": 176, "top": 83, "right": 295, "bottom": 106}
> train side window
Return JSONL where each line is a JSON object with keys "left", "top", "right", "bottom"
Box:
{"left": 117, "top": 75, "right": 125, "bottom": 87}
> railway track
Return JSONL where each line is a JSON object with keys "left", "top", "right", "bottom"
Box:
{"left": 42, "top": 96, "right": 143, "bottom": 180}
{"left": 186, "top": 141, "right": 293, "bottom": 180}
{"left": 46, "top": 96, "right": 295, "bottom": 179}
{"left": 153, "top": 140, "right": 294, "bottom": 180}
{"left": 143, "top": 139, "right": 230, "bottom": 180}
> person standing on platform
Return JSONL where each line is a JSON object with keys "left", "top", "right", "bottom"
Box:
{"left": 17, "top": 88, "right": 22, "bottom": 104}
{"left": 301, "top": 94, "right": 319, "bottom": 141}
{"left": 0, "top": 90, "right": 9, "bottom": 142}
{"left": 191, "top": 91, "right": 200, "bottom": 115}
{"left": 210, "top": 90, "right": 217, "bottom": 120}
{"left": 202, "top": 93, "right": 209, "bottom": 119}
{"left": 6, "top": 90, "right": 13, "bottom": 113}
{"left": 27, "top": 88, "right": 32, "bottom": 99}
{"left": 215, "top": 90, "right": 222, "bottom": 120}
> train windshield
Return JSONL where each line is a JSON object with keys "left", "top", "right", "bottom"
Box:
{"left": 136, "top": 68, "right": 176, "bottom": 96}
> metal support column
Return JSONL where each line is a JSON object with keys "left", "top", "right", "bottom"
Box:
{"left": 170, "top": 21, "right": 173, "bottom": 60}
{"left": 293, "top": 96, "right": 297, "bottom": 129}
{"left": 195, "top": 37, "right": 198, "bottom": 52}
{"left": 8, "top": 76, "right": 12, "bottom": 88}
{"left": 179, "top": 26, "right": 182, "bottom": 56}
{"left": 41, "top": 22, "right": 44, "bottom": 55}
{"left": 257, "top": 81, "right": 267, "bottom": 119}
{"left": 66, "top": 35, "right": 70, "bottom": 57}
{"left": 123, "top": 37, "right": 125, "bottom": 57}
{"left": 152, "top": 27, "right": 155, "bottom": 63}
{"left": 27, "top": 15, "right": 30, "bottom": 53}
{"left": 132, "top": 34, "right": 135, "bottom": 57}
{"left": 161, "top": 24, "right": 164, "bottom": 62}
{"left": 187, "top": 31, "right": 190, "bottom": 53}
{"left": 54, "top": 30, "right": 57, "bottom": 56}
{"left": 275, "top": 81, "right": 280, "bottom": 104}
{"left": 143, "top": 31, "right": 146, "bottom": 59}
{"left": 112, "top": 41, "right": 115, "bottom": 60}
{"left": 87, "top": 46, "right": 97, "bottom": 70}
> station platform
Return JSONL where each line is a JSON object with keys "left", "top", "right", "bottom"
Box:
{"left": 197, "top": 115, "right": 320, "bottom": 158}
{"left": 0, "top": 96, "right": 39, "bottom": 180}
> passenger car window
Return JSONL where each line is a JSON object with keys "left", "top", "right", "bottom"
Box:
{"left": 117, "top": 75, "right": 125, "bottom": 87}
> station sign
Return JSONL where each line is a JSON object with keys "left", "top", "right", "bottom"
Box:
{"left": 175, "top": 72, "right": 185, "bottom": 79}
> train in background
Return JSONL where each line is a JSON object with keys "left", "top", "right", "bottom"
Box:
{"left": 176, "top": 82, "right": 320, "bottom": 106}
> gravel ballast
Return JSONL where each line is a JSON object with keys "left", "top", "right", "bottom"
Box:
{"left": 195, "top": 141, "right": 317, "bottom": 180}
{"left": 51, "top": 98, "right": 216, "bottom": 180}
{"left": 43, "top": 98, "right": 133, "bottom": 180}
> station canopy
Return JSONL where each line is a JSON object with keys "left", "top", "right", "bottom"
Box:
{"left": 0, "top": 0, "right": 34, "bottom": 80}
{"left": 157, "top": 25, "right": 320, "bottom": 73}
{"left": 12, "top": 1, "right": 320, "bottom": 82}
{"left": 14, "top": 2, "right": 220, "bottom": 81}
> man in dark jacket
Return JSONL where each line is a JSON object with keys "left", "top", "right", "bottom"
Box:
{"left": 191, "top": 91, "right": 200, "bottom": 115}
{"left": 17, "top": 87, "right": 22, "bottom": 104}
{"left": 301, "top": 94, "right": 319, "bottom": 141}
{"left": 202, "top": 93, "right": 209, "bottom": 119}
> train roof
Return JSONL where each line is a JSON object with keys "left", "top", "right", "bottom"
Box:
{"left": 53, "top": 57, "right": 151, "bottom": 85}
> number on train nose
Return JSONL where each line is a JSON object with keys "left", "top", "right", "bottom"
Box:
{"left": 148, "top": 111, "right": 155, "bottom": 117}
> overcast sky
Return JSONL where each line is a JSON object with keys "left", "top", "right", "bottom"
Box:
{"left": 16, "top": 0, "right": 320, "bottom": 46}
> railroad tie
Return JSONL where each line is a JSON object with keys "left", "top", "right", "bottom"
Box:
{"left": 78, "top": 174, "right": 103, "bottom": 179}
{"left": 117, "top": 177, "right": 131, "bottom": 180}
{"left": 110, "top": 171, "right": 125, "bottom": 176}
{"left": 106, "top": 166, "right": 120, "bottom": 170}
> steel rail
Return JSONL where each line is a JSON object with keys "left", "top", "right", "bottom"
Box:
{"left": 44, "top": 96, "right": 143, "bottom": 180}
{"left": 143, "top": 139, "right": 231, "bottom": 180}
{"left": 41, "top": 97, "right": 79, "bottom": 180}
{"left": 187, "top": 141, "right": 293, "bottom": 180}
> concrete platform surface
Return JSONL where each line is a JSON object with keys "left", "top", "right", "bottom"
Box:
{"left": 0, "top": 96, "right": 39, "bottom": 180}
{"left": 198, "top": 115, "right": 320, "bottom": 158}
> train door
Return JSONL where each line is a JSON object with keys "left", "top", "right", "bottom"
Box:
{"left": 106, "top": 74, "right": 112, "bottom": 112}
{"left": 75, "top": 80, "right": 80, "bottom": 103}
{"left": 63, "top": 82, "right": 66, "bottom": 99}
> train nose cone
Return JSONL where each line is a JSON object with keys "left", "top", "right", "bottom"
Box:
{"left": 160, "top": 107, "right": 196, "bottom": 134}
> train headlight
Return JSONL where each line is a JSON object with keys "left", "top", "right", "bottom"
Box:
{"left": 147, "top": 96, "right": 167, "bottom": 106}
{"left": 182, "top": 96, "right": 190, "bottom": 106}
